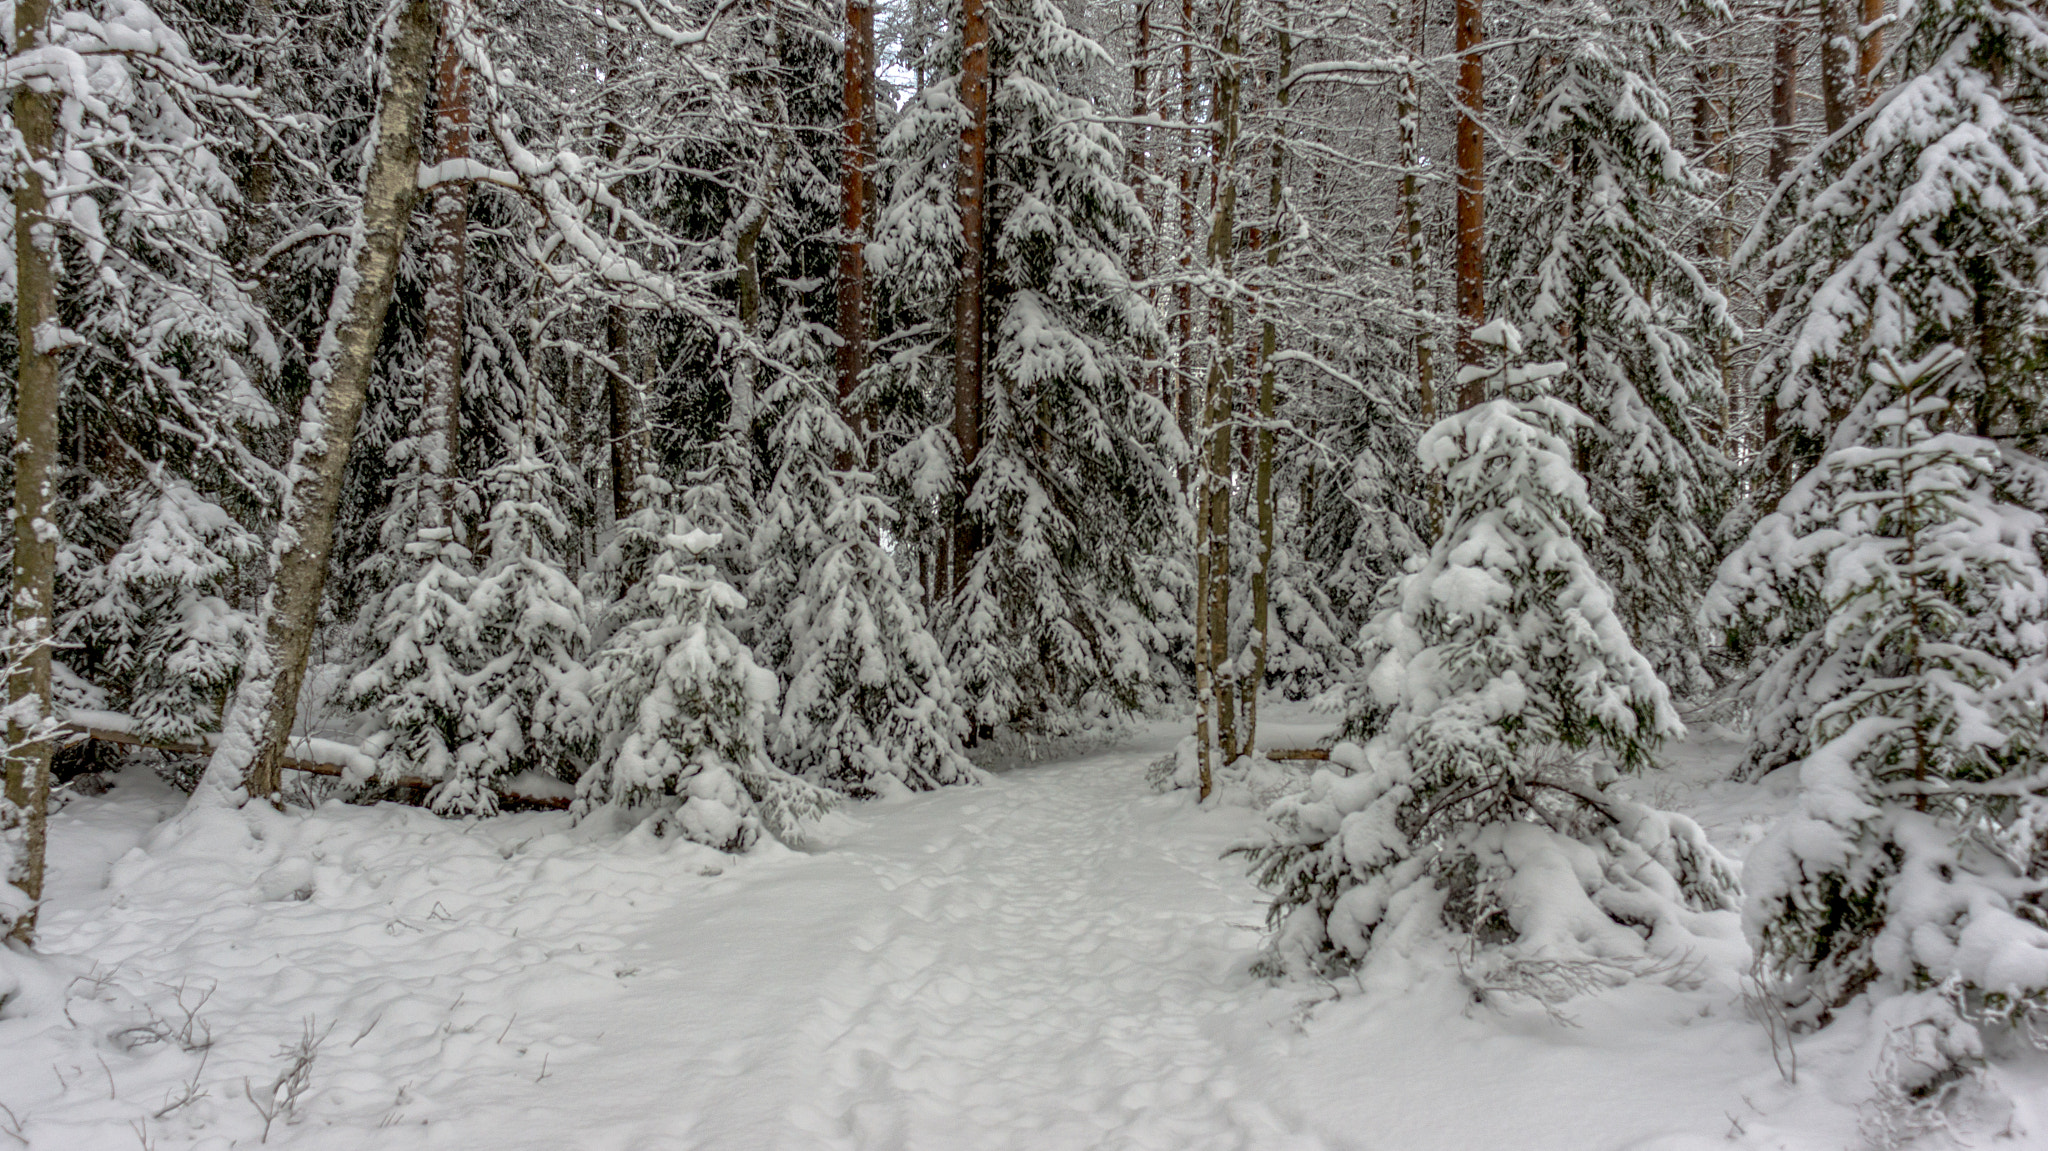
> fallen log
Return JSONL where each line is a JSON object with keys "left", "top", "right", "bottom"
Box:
{"left": 57, "top": 721, "right": 573, "bottom": 811}
{"left": 1262, "top": 748, "right": 1331, "bottom": 761}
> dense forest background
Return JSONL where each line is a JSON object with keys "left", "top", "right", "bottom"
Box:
{"left": 0, "top": 0, "right": 2045, "bottom": 1122}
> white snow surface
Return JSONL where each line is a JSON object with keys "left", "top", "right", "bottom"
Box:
{"left": 4, "top": 712, "right": 2039, "bottom": 1149}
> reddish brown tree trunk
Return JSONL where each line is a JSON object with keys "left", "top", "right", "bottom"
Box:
{"left": 1453, "top": 0, "right": 1486, "bottom": 403}
{"left": 1858, "top": 0, "right": 1885, "bottom": 102}
{"left": 837, "top": 0, "right": 875, "bottom": 468}
{"left": 950, "top": 0, "right": 991, "bottom": 596}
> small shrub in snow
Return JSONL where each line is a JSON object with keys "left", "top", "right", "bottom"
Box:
{"left": 1238, "top": 323, "right": 1736, "bottom": 982}
{"left": 579, "top": 477, "right": 835, "bottom": 850}
{"left": 746, "top": 379, "right": 980, "bottom": 798}
{"left": 347, "top": 528, "right": 480, "bottom": 809}
{"left": 460, "top": 452, "right": 593, "bottom": 813}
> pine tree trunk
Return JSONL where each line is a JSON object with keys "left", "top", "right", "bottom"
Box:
{"left": 1453, "top": 0, "right": 1486, "bottom": 395}
{"left": 836, "top": 0, "right": 874, "bottom": 469}
{"left": 5, "top": 0, "right": 60, "bottom": 945}
{"left": 422, "top": 14, "right": 471, "bottom": 533}
{"left": 1857, "top": 0, "right": 1885, "bottom": 102}
{"left": 950, "top": 0, "right": 991, "bottom": 597}
{"left": 202, "top": 0, "right": 440, "bottom": 806}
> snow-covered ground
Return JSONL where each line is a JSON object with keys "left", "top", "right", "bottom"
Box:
{"left": 2, "top": 710, "right": 2035, "bottom": 1149}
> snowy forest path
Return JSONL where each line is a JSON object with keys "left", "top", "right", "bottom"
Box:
{"left": 518, "top": 727, "right": 1327, "bottom": 1151}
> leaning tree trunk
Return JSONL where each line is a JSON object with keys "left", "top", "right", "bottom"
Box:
{"left": 949, "top": 0, "right": 990, "bottom": 599}
{"left": 1453, "top": 0, "right": 1486, "bottom": 400}
{"left": 5, "top": 0, "right": 60, "bottom": 945}
{"left": 199, "top": 0, "right": 440, "bottom": 807}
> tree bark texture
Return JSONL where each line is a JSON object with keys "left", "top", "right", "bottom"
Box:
{"left": 1242, "top": 11, "right": 1290, "bottom": 756}
{"left": 1453, "top": 0, "right": 1486, "bottom": 395}
{"left": 1820, "top": 0, "right": 1854, "bottom": 136}
{"left": 422, "top": 12, "right": 471, "bottom": 533}
{"left": 950, "top": 0, "right": 991, "bottom": 597}
{"left": 228, "top": 0, "right": 440, "bottom": 803}
{"left": 6, "top": 0, "right": 60, "bottom": 945}
{"left": 836, "top": 0, "right": 875, "bottom": 468}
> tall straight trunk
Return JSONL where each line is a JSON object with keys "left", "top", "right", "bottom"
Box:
{"left": 1765, "top": 0, "right": 1800, "bottom": 187}
{"left": 950, "top": 0, "right": 991, "bottom": 597}
{"left": 1131, "top": 0, "right": 1154, "bottom": 400}
{"left": 1761, "top": 0, "right": 1801, "bottom": 488}
{"left": 5, "top": 0, "right": 59, "bottom": 945}
{"left": 1176, "top": 0, "right": 1196, "bottom": 469}
{"left": 202, "top": 0, "right": 440, "bottom": 805}
{"left": 1197, "top": 0, "right": 1244, "bottom": 781}
{"left": 422, "top": 15, "right": 471, "bottom": 532}
{"left": 1453, "top": 0, "right": 1486, "bottom": 396}
{"left": 1394, "top": 0, "right": 1434, "bottom": 429}
{"left": 606, "top": 303, "right": 639, "bottom": 520}
{"left": 735, "top": 0, "right": 787, "bottom": 447}
{"left": 1241, "top": 8, "right": 1289, "bottom": 756}
{"left": 836, "top": 0, "right": 875, "bottom": 467}
{"left": 1820, "top": 0, "right": 1854, "bottom": 136}
{"left": 240, "top": 0, "right": 283, "bottom": 267}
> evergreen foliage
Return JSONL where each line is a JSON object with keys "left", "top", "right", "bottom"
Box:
{"left": 1736, "top": 349, "right": 2048, "bottom": 1068}
{"left": 579, "top": 477, "right": 836, "bottom": 850}
{"left": 1494, "top": 2, "right": 1735, "bottom": 689}
{"left": 1240, "top": 324, "right": 1734, "bottom": 977}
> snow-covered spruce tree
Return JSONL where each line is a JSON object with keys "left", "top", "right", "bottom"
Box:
{"left": 457, "top": 450, "right": 591, "bottom": 813}
{"left": 871, "top": 0, "right": 1181, "bottom": 733}
{"left": 579, "top": 475, "right": 834, "bottom": 851}
{"left": 1493, "top": 2, "right": 1735, "bottom": 692}
{"left": 1739, "top": 348, "right": 2048, "bottom": 1098}
{"left": 1239, "top": 323, "right": 1735, "bottom": 980}
{"left": 66, "top": 476, "right": 261, "bottom": 743}
{"left": 345, "top": 528, "right": 478, "bottom": 807}
{"left": 748, "top": 364, "right": 981, "bottom": 797}
{"left": 1723, "top": 0, "right": 2048, "bottom": 778}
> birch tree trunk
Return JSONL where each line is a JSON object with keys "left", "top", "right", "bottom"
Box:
{"left": 950, "top": 0, "right": 991, "bottom": 597}
{"left": 199, "top": 0, "right": 440, "bottom": 806}
{"left": 5, "top": 0, "right": 60, "bottom": 945}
